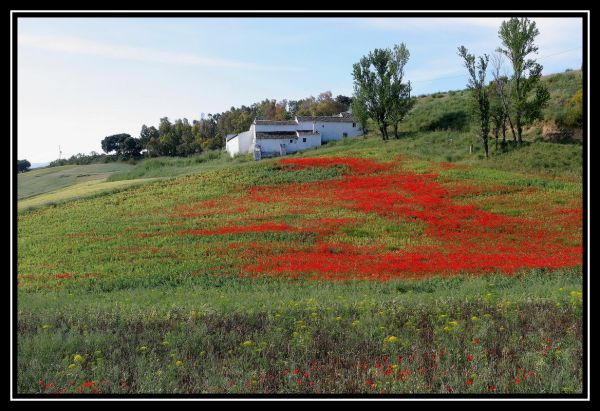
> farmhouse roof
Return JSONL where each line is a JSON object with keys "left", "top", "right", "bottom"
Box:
{"left": 297, "top": 130, "right": 320, "bottom": 136}
{"left": 254, "top": 119, "right": 298, "bottom": 125}
{"left": 296, "top": 115, "right": 355, "bottom": 123}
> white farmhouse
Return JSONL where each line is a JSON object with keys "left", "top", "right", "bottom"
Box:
{"left": 225, "top": 112, "right": 362, "bottom": 158}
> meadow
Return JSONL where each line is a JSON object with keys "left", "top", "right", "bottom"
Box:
{"left": 16, "top": 131, "right": 584, "bottom": 395}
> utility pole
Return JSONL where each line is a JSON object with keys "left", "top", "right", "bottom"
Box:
{"left": 58, "top": 145, "right": 62, "bottom": 160}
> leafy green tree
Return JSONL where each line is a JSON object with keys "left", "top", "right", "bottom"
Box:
{"left": 101, "top": 134, "right": 131, "bottom": 156}
{"left": 458, "top": 46, "right": 491, "bottom": 158}
{"left": 352, "top": 44, "right": 413, "bottom": 140}
{"left": 335, "top": 95, "right": 353, "bottom": 111}
{"left": 497, "top": 17, "right": 550, "bottom": 145}
{"left": 389, "top": 44, "right": 416, "bottom": 139}
{"left": 17, "top": 159, "right": 31, "bottom": 173}
{"left": 352, "top": 48, "right": 395, "bottom": 139}
{"left": 351, "top": 94, "right": 369, "bottom": 134}
{"left": 121, "top": 136, "right": 143, "bottom": 159}
{"left": 139, "top": 125, "right": 159, "bottom": 149}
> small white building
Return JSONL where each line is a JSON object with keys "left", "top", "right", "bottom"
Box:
{"left": 225, "top": 112, "right": 362, "bottom": 158}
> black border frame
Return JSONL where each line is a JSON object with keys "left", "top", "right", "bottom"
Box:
{"left": 10, "top": 10, "right": 589, "bottom": 401}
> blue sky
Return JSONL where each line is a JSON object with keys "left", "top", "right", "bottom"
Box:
{"left": 17, "top": 16, "right": 583, "bottom": 163}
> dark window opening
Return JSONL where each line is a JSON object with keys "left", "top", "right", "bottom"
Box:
{"left": 302, "top": 138, "right": 307, "bottom": 142}
{"left": 290, "top": 139, "right": 293, "bottom": 143}
{"left": 352, "top": 122, "right": 356, "bottom": 127}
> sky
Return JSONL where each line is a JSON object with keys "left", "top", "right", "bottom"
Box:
{"left": 16, "top": 16, "right": 583, "bottom": 163}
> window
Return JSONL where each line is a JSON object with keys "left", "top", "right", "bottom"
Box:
{"left": 352, "top": 122, "right": 356, "bottom": 127}
{"left": 290, "top": 139, "right": 293, "bottom": 143}
{"left": 302, "top": 138, "right": 307, "bottom": 142}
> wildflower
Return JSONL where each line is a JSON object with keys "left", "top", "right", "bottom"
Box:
{"left": 73, "top": 354, "right": 84, "bottom": 364}
{"left": 473, "top": 338, "right": 479, "bottom": 345}
{"left": 335, "top": 316, "right": 342, "bottom": 321}
{"left": 471, "top": 316, "right": 479, "bottom": 321}
{"left": 466, "top": 354, "right": 473, "bottom": 361}
{"left": 488, "top": 385, "right": 496, "bottom": 391}
{"left": 241, "top": 340, "right": 253, "bottom": 347}
{"left": 351, "top": 320, "right": 360, "bottom": 326}
{"left": 82, "top": 381, "right": 96, "bottom": 388}
{"left": 175, "top": 360, "right": 183, "bottom": 367}
{"left": 67, "top": 364, "right": 77, "bottom": 369}
{"left": 384, "top": 335, "right": 398, "bottom": 344}
{"left": 44, "top": 383, "right": 54, "bottom": 390}
{"left": 293, "top": 369, "right": 299, "bottom": 374}
{"left": 514, "top": 378, "right": 521, "bottom": 384}
{"left": 466, "top": 379, "right": 473, "bottom": 385}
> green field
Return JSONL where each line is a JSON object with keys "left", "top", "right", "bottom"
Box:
{"left": 16, "top": 129, "right": 583, "bottom": 395}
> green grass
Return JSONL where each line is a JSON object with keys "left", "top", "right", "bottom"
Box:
{"left": 16, "top": 87, "right": 584, "bottom": 395}
{"left": 399, "top": 69, "right": 582, "bottom": 136}
{"left": 106, "top": 151, "right": 253, "bottom": 182}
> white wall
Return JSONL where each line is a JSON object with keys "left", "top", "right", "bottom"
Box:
{"left": 226, "top": 137, "right": 240, "bottom": 157}
{"left": 256, "top": 134, "right": 321, "bottom": 156}
{"left": 237, "top": 131, "right": 253, "bottom": 154}
{"left": 315, "top": 121, "right": 362, "bottom": 142}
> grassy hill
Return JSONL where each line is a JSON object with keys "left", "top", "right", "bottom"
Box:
{"left": 17, "top": 128, "right": 583, "bottom": 394}
{"left": 401, "top": 69, "right": 583, "bottom": 137}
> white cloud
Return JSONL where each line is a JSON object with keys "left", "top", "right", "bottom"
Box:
{"left": 18, "top": 34, "right": 304, "bottom": 72}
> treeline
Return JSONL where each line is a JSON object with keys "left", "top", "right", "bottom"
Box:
{"left": 48, "top": 91, "right": 352, "bottom": 167}
{"left": 137, "top": 91, "right": 351, "bottom": 158}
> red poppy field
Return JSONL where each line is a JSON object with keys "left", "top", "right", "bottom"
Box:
{"left": 17, "top": 144, "right": 584, "bottom": 395}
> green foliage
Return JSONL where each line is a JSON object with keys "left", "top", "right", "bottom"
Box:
{"left": 18, "top": 159, "right": 31, "bottom": 173}
{"left": 458, "top": 46, "right": 491, "bottom": 157}
{"left": 557, "top": 89, "right": 583, "bottom": 129}
{"left": 497, "top": 18, "right": 550, "bottom": 143}
{"left": 352, "top": 43, "right": 414, "bottom": 140}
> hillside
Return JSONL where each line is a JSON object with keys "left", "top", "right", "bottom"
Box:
{"left": 402, "top": 69, "right": 583, "bottom": 138}
{"left": 17, "top": 130, "right": 583, "bottom": 394}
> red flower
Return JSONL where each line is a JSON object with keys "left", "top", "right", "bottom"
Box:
{"left": 466, "top": 354, "right": 473, "bottom": 361}
{"left": 473, "top": 338, "right": 479, "bottom": 345}
{"left": 488, "top": 385, "right": 496, "bottom": 392}
{"left": 293, "top": 369, "right": 299, "bottom": 374}
{"left": 466, "top": 379, "right": 473, "bottom": 385}
{"left": 514, "top": 378, "right": 521, "bottom": 384}
{"left": 43, "top": 383, "right": 54, "bottom": 390}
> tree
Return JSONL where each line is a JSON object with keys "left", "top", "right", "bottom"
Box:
{"left": 497, "top": 17, "right": 550, "bottom": 145}
{"left": 139, "top": 125, "right": 159, "bottom": 149}
{"left": 488, "top": 80, "right": 506, "bottom": 149}
{"left": 17, "top": 159, "right": 31, "bottom": 173}
{"left": 335, "top": 95, "right": 353, "bottom": 111}
{"left": 101, "top": 134, "right": 131, "bottom": 156}
{"left": 351, "top": 94, "right": 369, "bottom": 134}
{"left": 458, "top": 46, "right": 491, "bottom": 158}
{"left": 101, "top": 133, "right": 142, "bottom": 159}
{"left": 352, "top": 48, "right": 395, "bottom": 140}
{"left": 352, "top": 44, "right": 413, "bottom": 140}
{"left": 121, "top": 136, "right": 143, "bottom": 159}
{"left": 389, "top": 44, "right": 416, "bottom": 139}
{"left": 490, "top": 53, "right": 517, "bottom": 143}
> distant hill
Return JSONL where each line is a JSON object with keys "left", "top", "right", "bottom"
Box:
{"left": 401, "top": 69, "right": 583, "bottom": 140}
{"left": 30, "top": 162, "right": 50, "bottom": 169}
